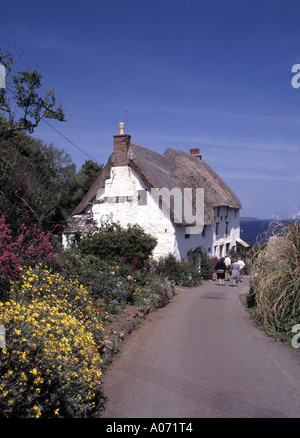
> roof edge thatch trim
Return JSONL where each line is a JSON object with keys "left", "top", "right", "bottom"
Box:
{"left": 71, "top": 153, "right": 114, "bottom": 216}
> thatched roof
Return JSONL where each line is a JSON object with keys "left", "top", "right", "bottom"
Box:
{"left": 71, "top": 142, "right": 242, "bottom": 225}
{"left": 72, "top": 153, "right": 114, "bottom": 218}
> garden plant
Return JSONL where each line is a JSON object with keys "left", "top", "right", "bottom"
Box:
{"left": 0, "top": 215, "right": 207, "bottom": 417}
{"left": 246, "top": 218, "right": 300, "bottom": 346}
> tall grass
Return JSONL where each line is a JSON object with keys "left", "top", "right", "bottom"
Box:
{"left": 251, "top": 216, "right": 300, "bottom": 335}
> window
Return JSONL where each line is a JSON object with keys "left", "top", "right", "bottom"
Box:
{"left": 216, "top": 222, "right": 219, "bottom": 235}
{"left": 225, "top": 222, "right": 229, "bottom": 235}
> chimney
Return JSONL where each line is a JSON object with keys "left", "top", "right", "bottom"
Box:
{"left": 190, "top": 148, "right": 202, "bottom": 160}
{"left": 113, "top": 122, "right": 131, "bottom": 166}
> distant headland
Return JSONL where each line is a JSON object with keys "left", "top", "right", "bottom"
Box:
{"left": 240, "top": 217, "right": 259, "bottom": 221}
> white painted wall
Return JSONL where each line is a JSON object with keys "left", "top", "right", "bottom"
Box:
{"left": 174, "top": 206, "right": 239, "bottom": 263}
{"left": 212, "top": 206, "right": 240, "bottom": 258}
{"left": 91, "top": 166, "right": 177, "bottom": 260}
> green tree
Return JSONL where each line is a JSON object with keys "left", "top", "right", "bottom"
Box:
{"left": 0, "top": 118, "right": 77, "bottom": 232}
{"left": 0, "top": 47, "right": 102, "bottom": 234}
{"left": 0, "top": 48, "right": 66, "bottom": 140}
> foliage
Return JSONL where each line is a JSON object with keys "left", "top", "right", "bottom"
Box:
{"left": 70, "top": 255, "right": 176, "bottom": 310}
{"left": 228, "top": 247, "right": 238, "bottom": 261}
{"left": 77, "top": 260, "right": 144, "bottom": 307}
{"left": 0, "top": 216, "right": 58, "bottom": 297}
{"left": 147, "top": 276, "right": 176, "bottom": 308}
{"left": 77, "top": 223, "right": 157, "bottom": 269}
{"left": 76, "top": 160, "right": 103, "bottom": 195}
{"left": 0, "top": 266, "right": 103, "bottom": 418}
{"left": 0, "top": 48, "right": 65, "bottom": 137}
{"left": 249, "top": 218, "right": 300, "bottom": 338}
{"left": 155, "top": 254, "right": 201, "bottom": 287}
{"left": 199, "top": 251, "right": 215, "bottom": 280}
{"left": 0, "top": 118, "right": 102, "bottom": 231}
{"left": 246, "top": 281, "right": 257, "bottom": 309}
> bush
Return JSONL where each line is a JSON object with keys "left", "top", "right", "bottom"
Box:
{"left": 77, "top": 223, "right": 157, "bottom": 269}
{"left": 187, "top": 248, "right": 214, "bottom": 280}
{"left": 246, "top": 282, "right": 257, "bottom": 309}
{"left": 250, "top": 218, "right": 300, "bottom": 335}
{"left": 199, "top": 252, "right": 215, "bottom": 280}
{"left": 0, "top": 215, "right": 59, "bottom": 299}
{"left": 0, "top": 266, "right": 103, "bottom": 418}
{"left": 144, "top": 276, "right": 176, "bottom": 308}
{"left": 77, "top": 262, "right": 130, "bottom": 305}
{"left": 155, "top": 254, "right": 201, "bottom": 287}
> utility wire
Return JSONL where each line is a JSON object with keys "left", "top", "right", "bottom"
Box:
{"left": 41, "top": 118, "right": 103, "bottom": 165}
{"left": 70, "top": 115, "right": 111, "bottom": 150}
{"left": 4, "top": 84, "right": 103, "bottom": 165}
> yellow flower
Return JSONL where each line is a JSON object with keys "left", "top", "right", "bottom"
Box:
{"left": 33, "top": 405, "right": 41, "bottom": 418}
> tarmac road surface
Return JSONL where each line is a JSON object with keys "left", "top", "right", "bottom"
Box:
{"left": 100, "top": 279, "right": 300, "bottom": 418}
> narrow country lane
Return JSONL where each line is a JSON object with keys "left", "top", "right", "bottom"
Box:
{"left": 100, "top": 279, "right": 300, "bottom": 418}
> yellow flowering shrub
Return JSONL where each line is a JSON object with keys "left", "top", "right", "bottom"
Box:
{"left": 0, "top": 267, "right": 103, "bottom": 418}
{"left": 10, "top": 266, "right": 103, "bottom": 347}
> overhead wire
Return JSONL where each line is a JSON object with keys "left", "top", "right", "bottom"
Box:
{"left": 70, "top": 114, "right": 111, "bottom": 150}
{"left": 4, "top": 84, "right": 104, "bottom": 165}
{"left": 41, "top": 118, "right": 103, "bottom": 165}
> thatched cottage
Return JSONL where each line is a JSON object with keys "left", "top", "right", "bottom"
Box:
{"left": 63, "top": 123, "right": 242, "bottom": 264}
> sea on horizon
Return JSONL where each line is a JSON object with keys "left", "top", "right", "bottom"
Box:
{"left": 239, "top": 219, "right": 272, "bottom": 245}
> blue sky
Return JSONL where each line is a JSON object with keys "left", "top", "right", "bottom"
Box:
{"left": 1, "top": 0, "right": 300, "bottom": 219}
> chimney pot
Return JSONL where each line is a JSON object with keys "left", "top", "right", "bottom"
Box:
{"left": 190, "top": 148, "right": 202, "bottom": 160}
{"left": 119, "top": 122, "right": 125, "bottom": 135}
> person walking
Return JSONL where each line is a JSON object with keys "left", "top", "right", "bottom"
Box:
{"left": 224, "top": 255, "right": 231, "bottom": 281}
{"left": 214, "top": 257, "right": 226, "bottom": 286}
{"left": 237, "top": 257, "right": 245, "bottom": 282}
{"left": 230, "top": 260, "right": 240, "bottom": 286}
